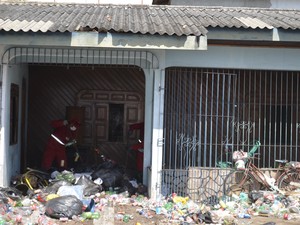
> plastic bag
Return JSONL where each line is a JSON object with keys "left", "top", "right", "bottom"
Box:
{"left": 55, "top": 170, "right": 76, "bottom": 184}
{"left": 91, "top": 168, "right": 124, "bottom": 189}
{"left": 0, "top": 187, "right": 23, "bottom": 201}
{"left": 45, "top": 195, "right": 83, "bottom": 219}
{"left": 232, "top": 150, "right": 248, "bottom": 162}
{"left": 288, "top": 161, "right": 300, "bottom": 168}
{"left": 44, "top": 180, "right": 72, "bottom": 194}
{"left": 57, "top": 185, "right": 84, "bottom": 200}
{"left": 75, "top": 175, "right": 103, "bottom": 196}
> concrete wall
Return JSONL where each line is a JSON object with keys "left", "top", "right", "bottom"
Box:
{"left": 0, "top": 62, "right": 28, "bottom": 187}
{"left": 1, "top": 43, "right": 300, "bottom": 189}
{"left": 164, "top": 46, "right": 300, "bottom": 71}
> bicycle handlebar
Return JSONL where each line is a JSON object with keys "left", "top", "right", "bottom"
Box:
{"left": 248, "top": 140, "right": 261, "bottom": 157}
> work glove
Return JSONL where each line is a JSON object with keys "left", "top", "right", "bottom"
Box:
{"left": 65, "top": 139, "right": 76, "bottom": 147}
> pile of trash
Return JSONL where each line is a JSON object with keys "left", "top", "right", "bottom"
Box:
{"left": 0, "top": 168, "right": 147, "bottom": 224}
{"left": 0, "top": 175, "right": 300, "bottom": 225}
{"left": 1, "top": 166, "right": 300, "bottom": 224}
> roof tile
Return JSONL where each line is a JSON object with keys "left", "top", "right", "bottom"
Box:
{"left": 1, "top": 3, "right": 300, "bottom": 36}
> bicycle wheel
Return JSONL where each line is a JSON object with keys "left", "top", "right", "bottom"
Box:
{"left": 277, "top": 171, "right": 300, "bottom": 191}
{"left": 223, "top": 170, "right": 261, "bottom": 196}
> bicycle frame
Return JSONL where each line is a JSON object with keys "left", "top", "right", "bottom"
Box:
{"left": 235, "top": 158, "right": 292, "bottom": 194}
{"left": 238, "top": 156, "right": 271, "bottom": 190}
{"left": 224, "top": 141, "right": 300, "bottom": 195}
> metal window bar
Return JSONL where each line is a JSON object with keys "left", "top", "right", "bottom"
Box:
{"left": 162, "top": 68, "right": 300, "bottom": 200}
{"left": 2, "top": 47, "right": 159, "bottom": 69}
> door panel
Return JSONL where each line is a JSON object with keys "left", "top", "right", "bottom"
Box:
{"left": 95, "top": 103, "right": 109, "bottom": 142}
{"left": 77, "top": 90, "right": 144, "bottom": 146}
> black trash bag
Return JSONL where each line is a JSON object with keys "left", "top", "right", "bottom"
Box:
{"left": 45, "top": 195, "right": 83, "bottom": 219}
{"left": 75, "top": 175, "right": 103, "bottom": 196}
{"left": 0, "top": 187, "right": 22, "bottom": 201}
{"left": 202, "top": 195, "right": 219, "bottom": 206}
{"left": 249, "top": 190, "right": 264, "bottom": 203}
{"left": 119, "top": 178, "right": 137, "bottom": 196}
{"left": 91, "top": 167, "right": 124, "bottom": 189}
{"left": 197, "top": 211, "right": 213, "bottom": 224}
{"left": 94, "top": 160, "right": 117, "bottom": 170}
{"left": 44, "top": 180, "right": 73, "bottom": 194}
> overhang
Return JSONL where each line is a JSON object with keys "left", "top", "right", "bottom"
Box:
{"left": 0, "top": 31, "right": 207, "bottom": 51}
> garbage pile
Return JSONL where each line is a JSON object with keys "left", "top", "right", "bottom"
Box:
{"left": 0, "top": 168, "right": 146, "bottom": 224}
{"left": 1, "top": 168, "right": 300, "bottom": 224}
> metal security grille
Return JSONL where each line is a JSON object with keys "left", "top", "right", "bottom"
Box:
{"left": 162, "top": 68, "right": 300, "bottom": 200}
{"left": 2, "top": 47, "right": 159, "bottom": 69}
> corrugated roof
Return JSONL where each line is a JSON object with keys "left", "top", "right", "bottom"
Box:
{"left": 1, "top": 2, "right": 300, "bottom": 36}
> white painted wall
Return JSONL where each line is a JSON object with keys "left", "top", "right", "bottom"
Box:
{"left": 1, "top": 43, "right": 300, "bottom": 192}
{"left": 164, "top": 46, "right": 300, "bottom": 71}
{"left": 271, "top": 0, "right": 300, "bottom": 9}
{"left": 0, "top": 63, "right": 27, "bottom": 187}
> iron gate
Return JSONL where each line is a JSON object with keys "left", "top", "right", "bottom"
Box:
{"left": 162, "top": 68, "right": 300, "bottom": 201}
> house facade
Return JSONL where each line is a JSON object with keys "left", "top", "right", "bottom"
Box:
{"left": 0, "top": 0, "right": 300, "bottom": 200}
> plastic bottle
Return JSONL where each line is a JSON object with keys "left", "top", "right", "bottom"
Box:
{"left": 91, "top": 212, "right": 100, "bottom": 219}
{"left": 164, "top": 202, "right": 173, "bottom": 211}
{"left": 123, "top": 214, "right": 129, "bottom": 222}
{"left": 114, "top": 214, "right": 124, "bottom": 221}
{"left": 219, "top": 199, "right": 227, "bottom": 209}
{"left": 82, "top": 211, "right": 100, "bottom": 220}
{"left": 82, "top": 212, "right": 93, "bottom": 219}
{"left": 239, "top": 192, "right": 248, "bottom": 202}
{"left": 237, "top": 213, "right": 251, "bottom": 219}
{"left": 155, "top": 206, "right": 161, "bottom": 214}
{"left": 0, "top": 216, "right": 5, "bottom": 225}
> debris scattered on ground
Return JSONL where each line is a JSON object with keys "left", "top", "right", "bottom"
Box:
{"left": 2, "top": 166, "right": 300, "bottom": 224}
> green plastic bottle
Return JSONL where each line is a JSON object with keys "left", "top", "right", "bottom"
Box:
{"left": 91, "top": 212, "right": 100, "bottom": 219}
{"left": 123, "top": 214, "right": 129, "bottom": 222}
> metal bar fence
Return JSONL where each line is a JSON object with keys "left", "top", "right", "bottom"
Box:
{"left": 162, "top": 68, "right": 300, "bottom": 201}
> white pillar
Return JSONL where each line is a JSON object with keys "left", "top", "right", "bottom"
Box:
{"left": 0, "top": 65, "right": 8, "bottom": 187}
{"left": 143, "top": 69, "right": 154, "bottom": 186}
{"left": 149, "top": 69, "right": 165, "bottom": 199}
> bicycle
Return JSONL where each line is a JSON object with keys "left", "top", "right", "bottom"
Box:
{"left": 223, "top": 141, "right": 300, "bottom": 197}
{"left": 16, "top": 167, "right": 49, "bottom": 191}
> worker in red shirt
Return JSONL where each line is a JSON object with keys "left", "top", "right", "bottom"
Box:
{"left": 41, "top": 119, "right": 80, "bottom": 172}
{"left": 129, "top": 122, "right": 144, "bottom": 180}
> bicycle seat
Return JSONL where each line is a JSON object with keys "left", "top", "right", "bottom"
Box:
{"left": 275, "top": 159, "right": 288, "bottom": 164}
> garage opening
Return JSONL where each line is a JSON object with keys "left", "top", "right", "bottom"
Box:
{"left": 27, "top": 65, "right": 145, "bottom": 181}
{"left": 2, "top": 47, "right": 159, "bottom": 186}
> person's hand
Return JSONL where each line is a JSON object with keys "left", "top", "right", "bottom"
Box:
{"left": 65, "top": 139, "right": 76, "bottom": 147}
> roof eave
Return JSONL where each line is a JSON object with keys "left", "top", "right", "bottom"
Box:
{"left": 0, "top": 31, "right": 207, "bottom": 50}
{"left": 207, "top": 27, "right": 300, "bottom": 42}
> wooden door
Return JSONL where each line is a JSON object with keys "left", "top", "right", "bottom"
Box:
{"left": 77, "top": 90, "right": 143, "bottom": 146}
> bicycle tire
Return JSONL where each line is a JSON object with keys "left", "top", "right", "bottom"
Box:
{"left": 223, "top": 170, "right": 261, "bottom": 196}
{"left": 277, "top": 171, "right": 300, "bottom": 191}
